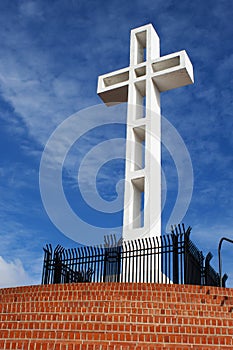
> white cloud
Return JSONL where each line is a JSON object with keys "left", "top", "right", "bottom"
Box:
{"left": 0, "top": 22, "right": 95, "bottom": 147}
{"left": 0, "top": 256, "right": 38, "bottom": 288}
{"left": 19, "top": 1, "right": 44, "bottom": 19}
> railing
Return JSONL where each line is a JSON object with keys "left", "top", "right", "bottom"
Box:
{"left": 218, "top": 237, "right": 232, "bottom": 287}
{"left": 42, "top": 224, "right": 225, "bottom": 286}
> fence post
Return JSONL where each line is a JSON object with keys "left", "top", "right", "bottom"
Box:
{"left": 41, "top": 245, "right": 52, "bottom": 285}
{"left": 204, "top": 252, "right": 213, "bottom": 286}
{"left": 184, "top": 229, "right": 190, "bottom": 284}
{"left": 103, "top": 248, "right": 108, "bottom": 282}
{"left": 116, "top": 245, "right": 121, "bottom": 282}
{"left": 222, "top": 274, "right": 228, "bottom": 288}
{"left": 172, "top": 233, "right": 179, "bottom": 284}
{"left": 53, "top": 246, "right": 63, "bottom": 284}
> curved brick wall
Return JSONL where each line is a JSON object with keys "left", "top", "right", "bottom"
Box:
{"left": 0, "top": 283, "right": 233, "bottom": 349}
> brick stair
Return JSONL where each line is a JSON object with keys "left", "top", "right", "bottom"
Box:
{"left": 0, "top": 283, "right": 233, "bottom": 349}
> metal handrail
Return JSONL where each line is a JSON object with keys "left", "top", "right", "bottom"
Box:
{"left": 218, "top": 237, "right": 233, "bottom": 287}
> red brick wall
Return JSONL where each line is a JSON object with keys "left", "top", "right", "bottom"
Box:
{"left": 0, "top": 283, "right": 233, "bottom": 349}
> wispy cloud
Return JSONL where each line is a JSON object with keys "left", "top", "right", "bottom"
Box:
{"left": 0, "top": 256, "right": 38, "bottom": 288}
{"left": 19, "top": 0, "right": 44, "bottom": 19}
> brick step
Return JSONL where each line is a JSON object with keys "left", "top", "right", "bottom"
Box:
{"left": 0, "top": 329, "right": 232, "bottom": 344}
{"left": 0, "top": 283, "right": 232, "bottom": 297}
{"left": 0, "top": 306, "right": 232, "bottom": 318}
{"left": 1, "top": 282, "right": 229, "bottom": 290}
{"left": 1, "top": 318, "right": 233, "bottom": 333}
{"left": 0, "top": 304, "right": 233, "bottom": 318}
{"left": 0, "top": 283, "right": 231, "bottom": 294}
{"left": 0, "top": 313, "right": 233, "bottom": 326}
{"left": 1, "top": 292, "right": 232, "bottom": 308}
{"left": 1, "top": 301, "right": 232, "bottom": 316}
{"left": 1, "top": 293, "right": 231, "bottom": 305}
{"left": 0, "top": 332, "right": 232, "bottom": 347}
{"left": 0, "top": 340, "right": 232, "bottom": 350}
{"left": 1, "top": 311, "right": 233, "bottom": 326}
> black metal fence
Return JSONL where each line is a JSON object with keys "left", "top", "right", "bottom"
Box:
{"left": 42, "top": 224, "right": 226, "bottom": 287}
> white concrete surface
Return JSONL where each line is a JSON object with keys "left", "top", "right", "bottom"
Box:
{"left": 98, "top": 24, "right": 194, "bottom": 241}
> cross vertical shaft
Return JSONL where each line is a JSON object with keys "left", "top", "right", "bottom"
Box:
{"left": 123, "top": 25, "right": 161, "bottom": 240}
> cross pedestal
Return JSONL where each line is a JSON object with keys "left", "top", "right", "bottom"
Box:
{"left": 98, "top": 24, "right": 193, "bottom": 242}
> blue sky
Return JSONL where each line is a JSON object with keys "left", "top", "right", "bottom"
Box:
{"left": 0, "top": 0, "right": 233, "bottom": 287}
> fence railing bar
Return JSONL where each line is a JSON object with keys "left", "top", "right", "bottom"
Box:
{"left": 127, "top": 240, "right": 130, "bottom": 283}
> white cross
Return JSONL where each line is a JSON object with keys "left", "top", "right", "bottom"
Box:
{"left": 97, "top": 24, "right": 193, "bottom": 241}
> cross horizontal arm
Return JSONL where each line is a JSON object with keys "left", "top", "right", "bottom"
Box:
{"left": 151, "top": 50, "right": 194, "bottom": 92}
{"left": 97, "top": 67, "right": 129, "bottom": 105}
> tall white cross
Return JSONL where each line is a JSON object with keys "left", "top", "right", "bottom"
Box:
{"left": 97, "top": 24, "right": 193, "bottom": 241}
